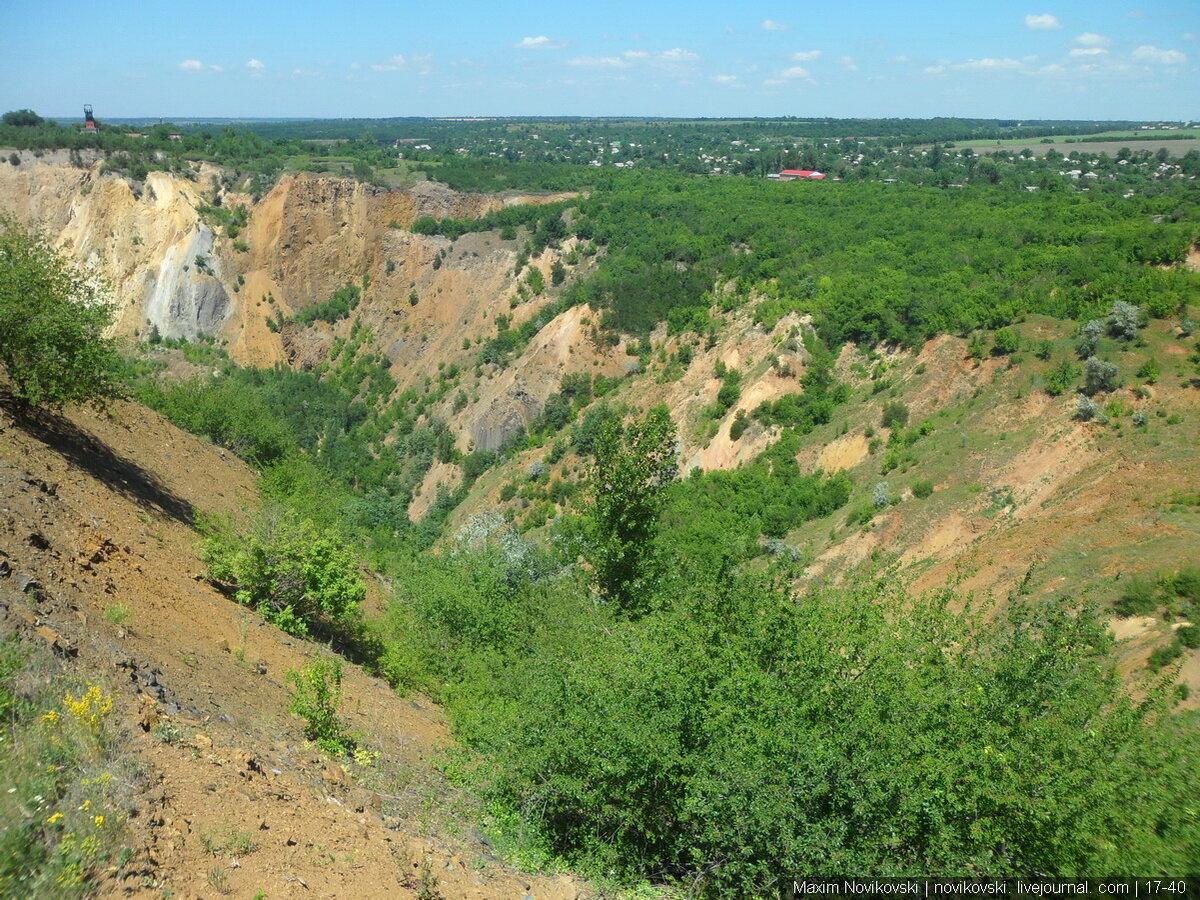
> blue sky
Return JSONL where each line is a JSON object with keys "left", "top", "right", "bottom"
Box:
{"left": 2, "top": 0, "right": 1196, "bottom": 120}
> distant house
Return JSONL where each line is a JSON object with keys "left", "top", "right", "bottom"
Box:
{"left": 167, "top": 132, "right": 183, "bottom": 142}
{"left": 775, "top": 169, "right": 826, "bottom": 181}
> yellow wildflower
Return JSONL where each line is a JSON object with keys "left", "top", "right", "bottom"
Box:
{"left": 93, "top": 815, "right": 104, "bottom": 828}
{"left": 47, "top": 812, "right": 64, "bottom": 824}
{"left": 63, "top": 684, "right": 113, "bottom": 729}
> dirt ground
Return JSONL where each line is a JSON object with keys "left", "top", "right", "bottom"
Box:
{"left": 0, "top": 395, "right": 589, "bottom": 899}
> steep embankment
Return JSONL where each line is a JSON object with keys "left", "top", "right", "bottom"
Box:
{"left": 0, "top": 395, "right": 587, "bottom": 899}
{"left": 0, "top": 154, "right": 572, "bottom": 365}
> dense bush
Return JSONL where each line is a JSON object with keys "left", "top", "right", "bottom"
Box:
{"left": 431, "top": 573, "right": 1200, "bottom": 891}
{"left": 289, "top": 284, "right": 361, "bottom": 326}
{"left": 567, "top": 174, "right": 1199, "bottom": 343}
{"left": 1044, "top": 358, "right": 1079, "bottom": 396}
{"left": 1179, "top": 624, "right": 1200, "bottom": 650}
{"left": 881, "top": 400, "right": 909, "bottom": 429}
{"left": 911, "top": 479, "right": 934, "bottom": 499}
{"left": 992, "top": 326, "right": 1020, "bottom": 355}
{"left": 662, "top": 430, "right": 852, "bottom": 567}
{"left": 1083, "top": 357, "right": 1120, "bottom": 395}
{"left": 203, "top": 512, "right": 366, "bottom": 637}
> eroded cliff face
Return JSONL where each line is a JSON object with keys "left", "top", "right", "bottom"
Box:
{"left": 0, "top": 154, "right": 613, "bottom": 456}
{"left": 0, "top": 157, "right": 232, "bottom": 341}
{"left": 0, "top": 156, "right": 573, "bottom": 362}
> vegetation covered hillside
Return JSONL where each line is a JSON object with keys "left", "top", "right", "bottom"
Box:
{"left": 2, "top": 115, "right": 1200, "bottom": 895}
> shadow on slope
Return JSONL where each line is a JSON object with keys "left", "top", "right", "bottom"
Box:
{"left": 3, "top": 398, "right": 196, "bottom": 527}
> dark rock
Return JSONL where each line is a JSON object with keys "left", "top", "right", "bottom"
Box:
{"left": 14, "top": 573, "right": 40, "bottom": 594}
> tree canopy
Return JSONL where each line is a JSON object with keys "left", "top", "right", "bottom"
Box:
{"left": 0, "top": 220, "right": 121, "bottom": 410}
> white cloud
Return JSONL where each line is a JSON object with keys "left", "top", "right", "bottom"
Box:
{"left": 957, "top": 57, "right": 1023, "bottom": 70}
{"left": 660, "top": 47, "right": 699, "bottom": 63}
{"left": 1074, "top": 32, "right": 1111, "bottom": 47}
{"left": 713, "top": 74, "right": 739, "bottom": 84}
{"left": 1184, "top": 32, "right": 1197, "bottom": 41}
{"left": 838, "top": 55, "right": 859, "bottom": 71}
{"left": 923, "top": 65, "right": 946, "bottom": 75}
{"left": 1068, "top": 47, "right": 1107, "bottom": 58}
{"left": 1132, "top": 44, "right": 1187, "bottom": 64}
{"left": 371, "top": 53, "right": 434, "bottom": 73}
{"left": 761, "top": 19, "right": 791, "bottom": 31}
{"left": 780, "top": 65, "right": 811, "bottom": 79}
{"left": 371, "top": 54, "right": 407, "bottom": 71}
{"left": 890, "top": 55, "right": 912, "bottom": 64}
{"left": 245, "top": 58, "right": 266, "bottom": 77}
{"left": 623, "top": 50, "right": 650, "bottom": 60}
{"left": 1024, "top": 13, "right": 1062, "bottom": 31}
{"left": 791, "top": 50, "right": 821, "bottom": 61}
{"left": 178, "top": 59, "right": 206, "bottom": 71}
{"left": 515, "top": 35, "right": 566, "bottom": 50}
{"left": 568, "top": 56, "right": 630, "bottom": 68}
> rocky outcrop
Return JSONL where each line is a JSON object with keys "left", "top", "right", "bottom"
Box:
{"left": 0, "top": 156, "right": 574, "bottom": 364}
{"left": 142, "top": 224, "right": 232, "bottom": 340}
{"left": 470, "top": 389, "right": 542, "bottom": 452}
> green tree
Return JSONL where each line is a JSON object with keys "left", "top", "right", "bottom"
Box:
{"left": 0, "top": 220, "right": 121, "bottom": 410}
{"left": 992, "top": 326, "right": 1020, "bottom": 355}
{"left": 588, "top": 407, "right": 677, "bottom": 612}
{"left": 1083, "top": 356, "right": 1119, "bottom": 395}
{"left": 1, "top": 109, "right": 43, "bottom": 127}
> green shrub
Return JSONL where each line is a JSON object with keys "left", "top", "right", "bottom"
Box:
{"left": 1114, "top": 579, "right": 1158, "bottom": 617}
{"left": 912, "top": 479, "right": 934, "bottom": 499}
{"left": 287, "top": 660, "right": 354, "bottom": 754}
{"left": 203, "top": 512, "right": 365, "bottom": 637}
{"left": 1147, "top": 640, "right": 1183, "bottom": 671}
{"left": 730, "top": 411, "right": 748, "bottom": 441}
{"left": 450, "top": 575, "right": 1200, "bottom": 890}
{"left": 1135, "top": 357, "right": 1160, "bottom": 384}
{"left": 1164, "top": 568, "right": 1200, "bottom": 603}
{"left": 881, "top": 401, "right": 909, "bottom": 429}
{"left": 1178, "top": 624, "right": 1200, "bottom": 650}
{"left": 1044, "top": 359, "right": 1079, "bottom": 396}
